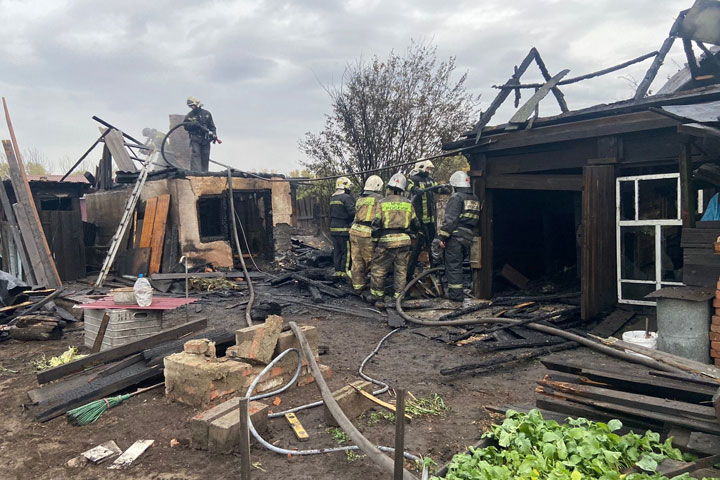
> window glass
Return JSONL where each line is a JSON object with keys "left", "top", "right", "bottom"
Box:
{"left": 638, "top": 178, "right": 678, "bottom": 220}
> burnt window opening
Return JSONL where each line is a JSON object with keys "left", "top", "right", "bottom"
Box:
{"left": 231, "top": 190, "right": 274, "bottom": 261}
{"left": 197, "top": 194, "right": 228, "bottom": 242}
{"left": 40, "top": 196, "right": 72, "bottom": 211}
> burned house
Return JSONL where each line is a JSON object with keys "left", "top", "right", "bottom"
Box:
{"left": 443, "top": 2, "right": 720, "bottom": 321}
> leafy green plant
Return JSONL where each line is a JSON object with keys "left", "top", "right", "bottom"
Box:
{"left": 406, "top": 392, "right": 448, "bottom": 417}
{"left": 433, "top": 409, "right": 703, "bottom": 480}
{"left": 325, "top": 427, "right": 366, "bottom": 463}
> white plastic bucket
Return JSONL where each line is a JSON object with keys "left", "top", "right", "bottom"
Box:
{"left": 622, "top": 330, "right": 658, "bottom": 359}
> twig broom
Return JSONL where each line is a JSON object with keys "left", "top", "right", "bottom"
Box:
{"left": 66, "top": 383, "right": 164, "bottom": 426}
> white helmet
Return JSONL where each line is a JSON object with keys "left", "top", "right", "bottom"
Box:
{"left": 415, "top": 160, "right": 435, "bottom": 172}
{"left": 364, "top": 175, "right": 383, "bottom": 192}
{"left": 187, "top": 96, "right": 201, "bottom": 108}
{"left": 449, "top": 171, "right": 471, "bottom": 188}
{"left": 388, "top": 172, "right": 407, "bottom": 191}
{"left": 335, "top": 176, "right": 352, "bottom": 190}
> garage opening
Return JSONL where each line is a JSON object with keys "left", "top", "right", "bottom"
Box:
{"left": 492, "top": 189, "right": 580, "bottom": 291}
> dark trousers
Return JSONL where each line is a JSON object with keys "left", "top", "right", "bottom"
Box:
{"left": 331, "top": 234, "right": 350, "bottom": 276}
{"left": 190, "top": 140, "right": 211, "bottom": 172}
{"left": 407, "top": 222, "right": 436, "bottom": 281}
{"left": 444, "top": 236, "right": 470, "bottom": 301}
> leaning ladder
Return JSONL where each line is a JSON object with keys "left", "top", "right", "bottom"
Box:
{"left": 95, "top": 151, "right": 159, "bottom": 287}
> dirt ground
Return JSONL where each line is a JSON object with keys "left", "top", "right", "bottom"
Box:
{"left": 0, "top": 286, "right": 613, "bottom": 480}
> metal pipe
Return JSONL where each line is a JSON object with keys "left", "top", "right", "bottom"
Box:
{"left": 239, "top": 397, "right": 251, "bottom": 480}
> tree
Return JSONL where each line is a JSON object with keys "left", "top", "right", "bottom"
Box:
{"left": 299, "top": 42, "right": 479, "bottom": 186}
{"left": 0, "top": 147, "right": 51, "bottom": 177}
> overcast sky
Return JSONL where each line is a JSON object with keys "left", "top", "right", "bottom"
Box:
{"left": 0, "top": 0, "right": 694, "bottom": 174}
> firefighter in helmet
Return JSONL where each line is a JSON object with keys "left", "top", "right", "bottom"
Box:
{"left": 349, "top": 175, "right": 384, "bottom": 294}
{"left": 329, "top": 176, "right": 356, "bottom": 278}
{"left": 183, "top": 96, "right": 217, "bottom": 172}
{"left": 433, "top": 171, "right": 480, "bottom": 302}
{"left": 369, "top": 172, "right": 420, "bottom": 303}
{"left": 407, "top": 159, "right": 450, "bottom": 280}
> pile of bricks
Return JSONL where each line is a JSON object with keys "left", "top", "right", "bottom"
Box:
{"left": 713, "top": 281, "right": 720, "bottom": 366}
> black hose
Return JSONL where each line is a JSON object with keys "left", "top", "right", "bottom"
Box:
{"left": 160, "top": 123, "right": 189, "bottom": 169}
{"left": 227, "top": 168, "right": 255, "bottom": 327}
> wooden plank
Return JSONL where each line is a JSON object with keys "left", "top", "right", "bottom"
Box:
{"left": 102, "top": 128, "right": 137, "bottom": 172}
{"left": 92, "top": 312, "right": 110, "bottom": 353}
{"left": 660, "top": 454, "right": 720, "bottom": 477}
{"left": 107, "top": 440, "right": 154, "bottom": 470}
{"left": 36, "top": 318, "right": 207, "bottom": 384}
{"left": 138, "top": 197, "right": 158, "bottom": 249}
{"left": 533, "top": 50, "right": 569, "bottom": 113}
{"left": 0, "top": 178, "right": 35, "bottom": 284}
{"left": 499, "top": 264, "right": 529, "bottom": 289}
{"left": 148, "top": 194, "right": 169, "bottom": 274}
{"left": 535, "top": 395, "right": 662, "bottom": 431}
{"left": 12, "top": 203, "right": 49, "bottom": 287}
{"left": 688, "top": 432, "right": 720, "bottom": 456}
{"left": 590, "top": 310, "right": 635, "bottom": 338}
{"left": 0, "top": 301, "right": 32, "bottom": 313}
{"left": 680, "top": 140, "right": 696, "bottom": 228}
{"left": 486, "top": 174, "right": 582, "bottom": 191}
{"left": 3, "top": 141, "right": 59, "bottom": 287}
{"left": 508, "top": 69, "right": 570, "bottom": 125}
{"left": 581, "top": 165, "right": 616, "bottom": 320}
{"left": 471, "top": 154, "right": 492, "bottom": 298}
{"left": 115, "top": 248, "right": 151, "bottom": 277}
{"left": 679, "top": 122, "right": 720, "bottom": 139}
{"left": 82, "top": 440, "right": 122, "bottom": 464}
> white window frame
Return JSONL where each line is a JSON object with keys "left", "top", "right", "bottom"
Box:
{"left": 616, "top": 173, "right": 684, "bottom": 306}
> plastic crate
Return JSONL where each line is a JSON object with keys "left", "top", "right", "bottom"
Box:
{"left": 84, "top": 308, "right": 164, "bottom": 351}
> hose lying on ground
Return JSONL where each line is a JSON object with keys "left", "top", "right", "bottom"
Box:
{"left": 394, "top": 267, "right": 685, "bottom": 374}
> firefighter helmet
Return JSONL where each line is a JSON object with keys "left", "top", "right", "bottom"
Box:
{"left": 335, "top": 176, "right": 352, "bottom": 190}
{"left": 363, "top": 175, "right": 383, "bottom": 192}
{"left": 187, "top": 96, "right": 201, "bottom": 108}
{"left": 449, "top": 170, "right": 471, "bottom": 188}
{"left": 388, "top": 172, "right": 407, "bottom": 191}
{"left": 415, "top": 160, "right": 435, "bottom": 172}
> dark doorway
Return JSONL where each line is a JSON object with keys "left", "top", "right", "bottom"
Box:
{"left": 493, "top": 189, "right": 580, "bottom": 289}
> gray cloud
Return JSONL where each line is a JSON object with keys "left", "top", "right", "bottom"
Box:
{"left": 0, "top": 0, "right": 697, "bottom": 173}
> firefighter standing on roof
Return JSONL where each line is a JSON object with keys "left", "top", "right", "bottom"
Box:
{"left": 329, "top": 177, "right": 356, "bottom": 278}
{"left": 184, "top": 96, "right": 217, "bottom": 172}
{"left": 349, "top": 175, "right": 384, "bottom": 294}
{"left": 369, "top": 172, "right": 420, "bottom": 303}
{"left": 407, "top": 160, "right": 450, "bottom": 280}
{"left": 433, "top": 171, "right": 480, "bottom": 302}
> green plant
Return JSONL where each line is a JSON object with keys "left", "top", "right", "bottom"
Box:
{"left": 433, "top": 409, "right": 700, "bottom": 480}
{"left": 365, "top": 409, "right": 396, "bottom": 426}
{"left": 406, "top": 392, "right": 448, "bottom": 417}
{"left": 326, "top": 427, "right": 350, "bottom": 445}
{"left": 33, "top": 347, "right": 85, "bottom": 371}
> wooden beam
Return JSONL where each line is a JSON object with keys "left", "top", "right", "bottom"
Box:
{"left": 139, "top": 197, "right": 158, "bottom": 249}
{"left": 486, "top": 174, "right": 582, "bottom": 191}
{"left": 148, "top": 194, "right": 170, "bottom": 274}
{"left": 101, "top": 128, "right": 137, "bottom": 172}
{"left": 680, "top": 139, "right": 696, "bottom": 228}
{"left": 0, "top": 179, "right": 35, "bottom": 285}
{"left": 682, "top": 38, "right": 701, "bottom": 79}
{"left": 36, "top": 318, "right": 207, "bottom": 384}
{"left": 679, "top": 122, "right": 720, "bottom": 139}
{"left": 634, "top": 12, "right": 686, "bottom": 99}
{"left": 509, "top": 70, "right": 570, "bottom": 125}
{"left": 12, "top": 203, "right": 49, "bottom": 287}
{"left": 581, "top": 165, "right": 616, "bottom": 320}
{"left": 472, "top": 155, "right": 493, "bottom": 299}
{"left": 532, "top": 49, "right": 569, "bottom": 113}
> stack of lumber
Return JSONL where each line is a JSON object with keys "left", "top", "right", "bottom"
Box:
{"left": 26, "top": 319, "right": 238, "bottom": 422}
{"left": 535, "top": 357, "right": 720, "bottom": 443}
{"left": 0, "top": 288, "right": 77, "bottom": 341}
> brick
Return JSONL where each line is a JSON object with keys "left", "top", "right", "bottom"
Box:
{"left": 272, "top": 325, "right": 318, "bottom": 371}
{"left": 297, "top": 363, "right": 333, "bottom": 387}
{"left": 710, "top": 331, "right": 720, "bottom": 342}
{"left": 207, "top": 400, "right": 269, "bottom": 454}
{"left": 164, "top": 353, "right": 254, "bottom": 407}
{"left": 712, "top": 316, "right": 720, "bottom": 326}
{"left": 184, "top": 339, "right": 216, "bottom": 358}
{"left": 712, "top": 341, "right": 720, "bottom": 351}
{"left": 711, "top": 349, "right": 720, "bottom": 358}
{"left": 323, "top": 380, "right": 374, "bottom": 427}
{"left": 716, "top": 358, "right": 720, "bottom": 367}
{"left": 190, "top": 397, "right": 243, "bottom": 449}
{"left": 234, "top": 315, "right": 284, "bottom": 364}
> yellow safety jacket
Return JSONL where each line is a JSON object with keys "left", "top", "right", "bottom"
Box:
{"left": 349, "top": 191, "right": 382, "bottom": 238}
{"left": 371, "top": 194, "right": 420, "bottom": 248}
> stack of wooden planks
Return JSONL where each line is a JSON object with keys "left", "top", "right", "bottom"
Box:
{"left": 681, "top": 221, "right": 720, "bottom": 287}
{"left": 535, "top": 357, "right": 720, "bottom": 441}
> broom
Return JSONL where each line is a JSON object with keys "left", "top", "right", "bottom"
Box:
{"left": 66, "top": 383, "right": 164, "bottom": 426}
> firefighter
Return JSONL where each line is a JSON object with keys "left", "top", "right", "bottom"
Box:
{"left": 369, "top": 172, "right": 420, "bottom": 303}
{"left": 407, "top": 160, "right": 450, "bottom": 280}
{"left": 349, "top": 175, "right": 384, "bottom": 294}
{"left": 183, "top": 96, "right": 217, "bottom": 172}
{"left": 329, "top": 176, "right": 356, "bottom": 278}
{"left": 433, "top": 171, "right": 481, "bottom": 302}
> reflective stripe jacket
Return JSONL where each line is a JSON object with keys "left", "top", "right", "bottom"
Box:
{"left": 407, "top": 172, "right": 449, "bottom": 224}
{"left": 183, "top": 108, "right": 216, "bottom": 145}
{"left": 438, "top": 190, "right": 481, "bottom": 241}
{"left": 350, "top": 191, "right": 382, "bottom": 238}
{"left": 329, "top": 191, "right": 356, "bottom": 235}
{"left": 371, "top": 194, "right": 420, "bottom": 248}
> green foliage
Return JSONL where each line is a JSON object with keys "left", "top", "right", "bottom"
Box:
{"left": 432, "top": 155, "right": 470, "bottom": 185}
{"left": 326, "top": 427, "right": 350, "bottom": 445}
{"left": 434, "top": 409, "right": 697, "bottom": 480}
{"left": 406, "top": 392, "right": 448, "bottom": 417}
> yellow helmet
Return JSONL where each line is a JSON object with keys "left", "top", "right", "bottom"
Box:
{"left": 335, "top": 176, "right": 352, "bottom": 190}
{"left": 187, "top": 96, "right": 201, "bottom": 108}
{"left": 415, "top": 160, "right": 435, "bottom": 172}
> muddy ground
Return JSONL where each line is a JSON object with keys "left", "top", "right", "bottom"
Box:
{"left": 0, "top": 284, "right": 623, "bottom": 480}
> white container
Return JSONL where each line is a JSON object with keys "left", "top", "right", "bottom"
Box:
{"left": 110, "top": 287, "right": 137, "bottom": 305}
{"left": 84, "top": 308, "right": 163, "bottom": 350}
{"left": 133, "top": 274, "right": 153, "bottom": 307}
{"left": 622, "top": 330, "right": 658, "bottom": 359}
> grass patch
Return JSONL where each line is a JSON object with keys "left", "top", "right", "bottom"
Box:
{"left": 32, "top": 346, "right": 85, "bottom": 371}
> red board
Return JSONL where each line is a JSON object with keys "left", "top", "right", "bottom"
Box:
{"left": 78, "top": 296, "right": 197, "bottom": 310}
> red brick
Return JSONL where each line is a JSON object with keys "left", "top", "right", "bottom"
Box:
{"left": 711, "top": 349, "right": 720, "bottom": 358}
{"left": 712, "top": 316, "right": 720, "bottom": 325}
{"left": 713, "top": 298, "right": 720, "bottom": 308}
{"left": 712, "top": 341, "right": 720, "bottom": 351}
{"left": 712, "top": 323, "right": 720, "bottom": 333}
{"left": 710, "top": 331, "right": 720, "bottom": 342}
{"left": 234, "top": 315, "right": 284, "bottom": 364}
